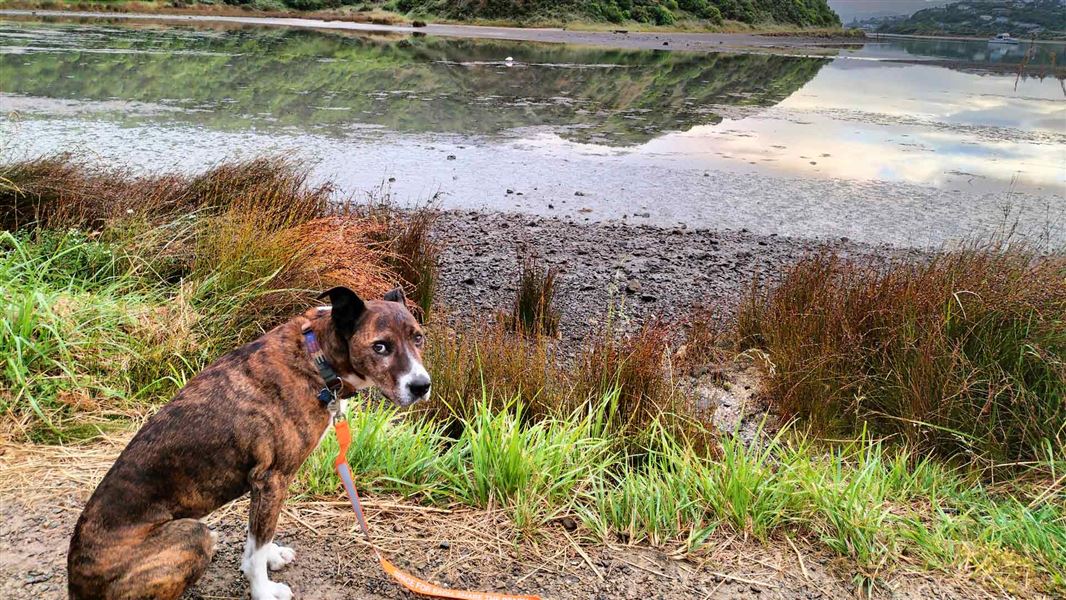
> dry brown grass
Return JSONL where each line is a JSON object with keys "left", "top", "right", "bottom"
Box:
{"left": 353, "top": 197, "right": 443, "bottom": 322}
{"left": 421, "top": 300, "right": 725, "bottom": 446}
{"left": 738, "top": 244, "right": 1066, "bottom": 464}
{"left": 0, "top": 154, "right": 398, "bottom": 323}
{"left": 0, "top": 154, "right": 332, "bottom": 232}
{"left": 674, "top": 307, "right": 731, "bottom": 377}
{"left": 421, "top": 319, "right": 567, "bottom": 425}
{"left": 573, "top": 318, "right": 688, "bottom": 436}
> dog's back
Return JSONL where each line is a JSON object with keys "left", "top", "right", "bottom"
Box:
{"left": 68, "top": 316, "right": 327, "bottom": 599}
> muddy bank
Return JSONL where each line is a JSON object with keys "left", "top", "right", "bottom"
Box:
{"left": 0, "top": 10, "right": 860, "bottom": 55}
{"left": 434, "top": 210, "right": 921, "bottom": 340}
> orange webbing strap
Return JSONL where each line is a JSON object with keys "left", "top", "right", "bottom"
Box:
{"left": 333, "top": 420, "right": 541, "bottom": 600}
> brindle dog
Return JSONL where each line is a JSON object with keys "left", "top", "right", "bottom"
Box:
{"left": 68, "top": 286, "right": 430, "bottom": 600}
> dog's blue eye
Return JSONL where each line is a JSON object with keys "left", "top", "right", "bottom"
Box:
{"left": 372, "top": 342, "right": 389, "bottom": 355}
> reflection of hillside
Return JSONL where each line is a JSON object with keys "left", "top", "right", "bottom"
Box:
{"left": 887, "top": 37, "right": 1066, "bottom": 69}
{"left": 1, "top": 21, "right": 828, "bottom": 146}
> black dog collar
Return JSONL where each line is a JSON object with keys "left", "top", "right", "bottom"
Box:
{"left": 302, "top": 325, "right": 344, "bottom": 407}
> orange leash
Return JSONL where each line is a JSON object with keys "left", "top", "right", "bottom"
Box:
{"left": 333, "top": 419, "right": 541, "bottom": 600}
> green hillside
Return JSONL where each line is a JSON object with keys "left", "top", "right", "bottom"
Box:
{"left": 876, "top": 0, "right": 1066, "bottom": 40}
{"left": 390, "top": 0, "right": 841, "bottom": 27}
{"left": 0, "top": 0, "right": 842, "bottom": 28}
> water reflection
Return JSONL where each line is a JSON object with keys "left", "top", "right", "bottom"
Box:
{"left": 858, "top": 36, "right": 1066, "bottom": 68}
{"left": 0, "top": 19, "right": 827, "bottom": 146}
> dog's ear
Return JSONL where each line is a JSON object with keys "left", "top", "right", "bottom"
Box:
{"left": 383, "top": 286, "right": 406, "bottom": 305}
{"left": 318, "top": 286, "right": 365, "bottom": 338}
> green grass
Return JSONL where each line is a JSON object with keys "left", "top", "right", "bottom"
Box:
{"left": 0, "top": 230, "right": 200, "bottom": 439}
{"left": 295, "top": 391, "right": 1064, "bottom": 592}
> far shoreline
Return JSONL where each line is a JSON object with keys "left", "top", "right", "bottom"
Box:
{"left": 868, "top": 31, "right": 1066, "bottom": 45}
{"left": 1, "top": 8, "right": 863, "bottom": 55}
{"left": 5, "top": 9, "right": 1064, "bottom": 75}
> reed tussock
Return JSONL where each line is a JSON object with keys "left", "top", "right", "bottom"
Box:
{"left": 738, "top": 244, "right": 1066, "bottom": 465}
{"left": 508, "top": 256, "right": 561, "bottom": 337}
{"left": 355, "top": 196, "right": 442, "bottom": 322}
{"left": 0, "top": 154, "right": 333, "bottom": 232}
{"left": 574, "top": 318, "right": 680, "bottom": 435}
{"left": 422, "top": 319, "right": 567, "bottom": 424}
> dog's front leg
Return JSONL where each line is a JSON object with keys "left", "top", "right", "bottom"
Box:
{"left": 241, "top": 471, "right": 295, "bottom": 600}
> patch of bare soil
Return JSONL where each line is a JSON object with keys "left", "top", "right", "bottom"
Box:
{"left": 0, "top": 439, "right": 1016, "bottom": 600}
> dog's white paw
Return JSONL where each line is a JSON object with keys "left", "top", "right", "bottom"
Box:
{"left": 252, "top": 580, "right": 293, "bottom": 600}
{"left": 266, "top": 543, "right": 296, "bottom": 571}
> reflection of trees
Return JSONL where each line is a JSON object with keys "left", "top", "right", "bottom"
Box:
{"left": 1, "top": 21, "right": 827, "bottom": 145}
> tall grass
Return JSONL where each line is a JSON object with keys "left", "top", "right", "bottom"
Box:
{"left": 573, "top": 318, "right": 687, "bottom": 437}
{"left": 423, "top": 311, "right": 702, "bottom": 447}
{"left": 422, "top": 319, "right": 567, "bottom": 424}
{"left": 440, "top": 398, "right": 615, "bottom": 531}
{"left": 0, "top": 155, "right": 396, "bottom": 439}
{"left": 738, "top": 245, "right": 1066, "bottom": 465}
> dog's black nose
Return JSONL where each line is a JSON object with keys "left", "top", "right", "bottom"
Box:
{"left": 408, "top": 378, "right": 431, "bottom": 399}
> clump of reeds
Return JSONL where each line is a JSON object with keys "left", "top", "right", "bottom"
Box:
{"left": 675, "top": 307, "right": 730, "bottom": 376}
{"left": 421, "top": 319, "right": 567, "bottom": 425}
{"left": 573, "top": 318, "right": 682, "bottom": 437}
{"left": 507, "top": 256, "right": 560, "bottom": 337}
{"left": 0, "top": 154, "right": 332, "bottom": 233}
{"left": 737, "top": 243, "right": 1066, "bottom": 465}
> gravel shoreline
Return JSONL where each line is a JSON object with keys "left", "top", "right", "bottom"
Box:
{"left": 434, "top": 210, "right": 921, "bottom": 340}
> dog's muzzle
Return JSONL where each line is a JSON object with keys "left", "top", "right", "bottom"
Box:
{"left": 396, "top": 363, "right": 431, "bottom": 407}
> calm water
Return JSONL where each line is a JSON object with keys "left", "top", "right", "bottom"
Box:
{"left": 2, "top": 18, "right": 1064, "bottom": 247}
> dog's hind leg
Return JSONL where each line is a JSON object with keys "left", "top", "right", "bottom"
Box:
{"left": 241, "top": 470, "right": 295, "bottom": 600}
{"left": 107, "top": 518, "right": 216, "bottom": 600}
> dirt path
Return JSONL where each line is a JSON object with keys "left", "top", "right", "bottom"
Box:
{"left": 0, "top": 437, "right": 1014, "bottom": 600}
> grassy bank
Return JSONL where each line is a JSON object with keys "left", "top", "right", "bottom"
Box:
{"left": 1, "top": 155, "right": 1063, "bottom": 594}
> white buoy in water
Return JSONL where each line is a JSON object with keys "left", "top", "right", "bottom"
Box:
{"left": 504, "top": 56, "right": 514, "bottom": 65}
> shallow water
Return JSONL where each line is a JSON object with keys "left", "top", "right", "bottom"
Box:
{"left": 2, "top": 18, "right": 1064, "bottom": 247}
